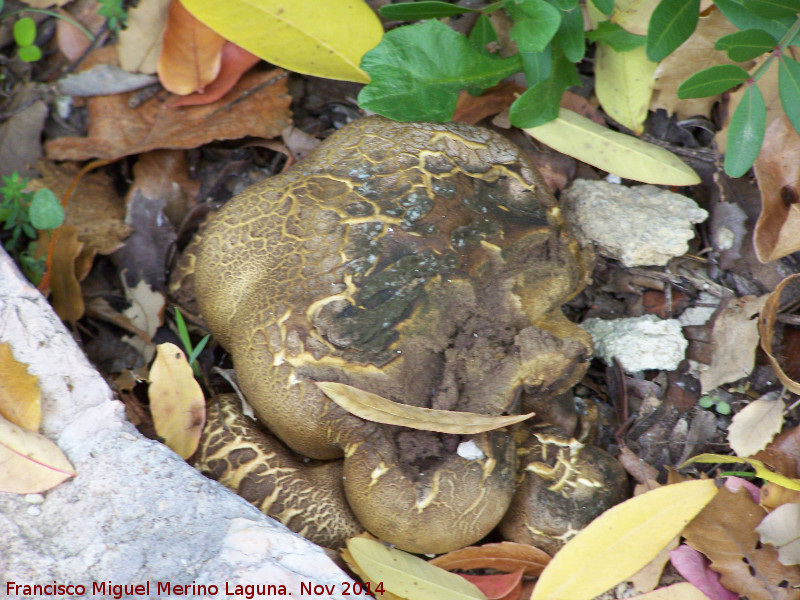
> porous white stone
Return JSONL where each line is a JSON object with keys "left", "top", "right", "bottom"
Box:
{"left": 582, "top": 314, "right": 687, "bottom": 372}
{"left": 562, "top": 180, "right": 708, "bottom": 267}
{"left": 0, "top": 248, "right": 354, "bottom": 599}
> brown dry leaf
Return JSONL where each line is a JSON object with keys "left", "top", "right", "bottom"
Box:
{"left": 757, "top": 503, "right": 800, "bottom": 566}
{"left": 698, "top": 295, "right": 767, "bottom": 392}
{"left": 531, "top": 479, "right": 718, "bottom": 600}
{"left": 683, "top": 486, "right": 800, "bottom": 599}
{"left": 716, "top": 56, "right": 780, "bottom": 153}
{"left": 46, "top": 47, "right": 291, "bottom": 161}
{"left": 49, "top": 225, "right": 86, "bottom": 323}
{"left": 56, "top": 2, "right": 106, "bottom": 62}
{"left": 157, "top": 0, "right": 226, "bottom": 95}
{"left": 618, "top": 445, "right": 660, "bottom": 484}
{"left": 148, "top": 342, "right": 205, "bottom": 458}
{"left": 32, "top": 161, "right": 131, "bottom": 256}
{"left": 759, "top": 274, "right": 800, "bottom": 394}
{"left": 120, "top": 278, "right": 165, "bottom": 362}
{"left": 0, "top": 413, "right": 76, "bottom": 494}
{"left": 129, "top": 150, "right": 200, "bottom": 226}
{"left": 0, "top": 342, "right": 42, "bottom": 431}
{"left": 651, "top": 8, "right": 746, "bottom": 119}
{"left": 628, "top": 536, "right": 679, "bottom": 593}
{"left": 430, "top": 541, "right": 550, "bottom": 576}
{"left": 118, "top": 0, "right": 171, "bottom": 73}
{"left": 753, "top": 115, "right": 800, "bottom": 262}
{"left": 728, "top": 394, "right": 784, "bottom": 458}
{"left": 453, "top": 82, "right": 526, "bottom": 125}
{"left": 170, "top": 43, "right": 261, "bottom": 108}
{"left": 317, "top": 382, "right": 535, "bottom": 435}
{"left": 0, "top": 83, "right": 47, "bottom": 178}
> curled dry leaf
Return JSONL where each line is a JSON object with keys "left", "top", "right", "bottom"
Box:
{"left": 727, "top": 393, "right": 784, "bottom": 458}
{"left": 49, "top": 225, "right": 86, "bottom": 323}
{"left": 0, "top": 413, "right": 76, "bottom": 494}
{"left": 148, "top": 343, "right": 205, "bottom": 459}
{"left": 756, "top": 502, "right": 800, "bottom": 566}
{"left": 316, "top": 382, "right": 534, "bottom": 435}
{"left": 170, "top": 43, "right": 261, "bottom": 107}
{"left": 157, "top": 0, "right": 226, "bottom": 95}
{"left": 346, "top": 537, "right": 487, "bottom": 600}
{"left": 524, "top": 108, "right": 700, "bottom": 186}
{"left": 531, "top": 479, "right": 718, "bottom": 600}
{"left": 759, "top": 274, "right": 800, "bottom": 394}
{"left": 0, "top": 342, "right": 42, "bottom": 431}
{"left": 753, "top": 115, "right": 800, "bottom": 262}
{"left": 430, "top": 541, "right": 550, "bottom": 576}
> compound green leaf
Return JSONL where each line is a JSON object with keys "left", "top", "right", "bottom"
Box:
{"left": 591, "top": 0, "right": 614, "bottom": 15}
{"left": 510, "top": 0, "right": 562, "bottom": 53}
{"left": 525, "top": 108, "right": 701, "bottom": 185}
{"left": 179, "top": 0, "right": 382, "bottom": 83}
{"left": 714, "top": 0, "right": 796, "bottom": 42}
{"left": 743, "top": 0, "right": 800, "bottom": 18}
{"left": 531, "top": 480, "right": 718, "bottom": 600}
{"left": 586, "top": 21, "right": 646, "bottom": 52}
{"left": 520, "top": 47, "right": 553, "bottom": 86}
{"left": 779, "top": 55, "right": 800, "bottom": 136}
{"left": 510, "top": 52, "right": 579, "bottom": 127}
{"left": 715, "top": 29, "right": 778, "bottom": 61}
{"left": 379, "top": 1, "right": 479, "bottom": 20}
{"left": 359, "top": 19, "right": 521, "bottom": 121}
{"left": 678, "top": 64, "right": 750, "bottom": 98}
{"left": 646, "top": 0, "right": 700, "bottom": 61}
{"left": 724, "top": 82, "right": 766, "bottom": 177}
{"left": 28, "top": 189, "right": 64, "bottom": 231}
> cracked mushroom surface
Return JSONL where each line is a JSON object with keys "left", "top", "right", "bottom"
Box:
{"left": 190, "top": 116, "right": 625, "bottom": 554}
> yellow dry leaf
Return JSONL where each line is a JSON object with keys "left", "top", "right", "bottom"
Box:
{"left": 627, "top": 583, "right": 710, "bottom": 600}
{"left": 682, "top": 454, "right": 800, "bottom": 491}
{"left": 316, "top": 382, "right": 534, "bottom": 434}
{"left": 0, "top": 413, "right": 76, "bottom": 494}
{"left": 524, "top": 108, "right": 700, "bottom": 185}
{"left": 49, "top": 225, "right": 85, "bottom": 323}
{"left": 341, "top": 546, "right": 407, "bottom": 600}
{"left": 117, "top": 0, "right": 171, "bottom": 73}
{"left": 610, "top": 0, "right": 660, "bottom": 35}
{"left": 728, "top": 395, "right": 784, "bottom": 458}
{"left": 595, "top": 43, "right": 657, "bottom": 134}
{"left": 531, "top": 479, "right": 718, "bottom": 600}
{"left": 0, "top": 342, "right": 42, "bottom": 431}
{"left": 179, "top": 0, "right": 382, "bottom": 83}
{"left": 347, "top": 537, "right": 487, "bottom": 600}
{"left": 148, "top": 343, "right": 205, "bottom": 458}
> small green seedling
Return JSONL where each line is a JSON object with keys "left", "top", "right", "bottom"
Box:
{"left": 98, "top": 0, "right": 128, "bottom": 33}
{"left": 13, "top": 17, "right": 41, "bottom": 62}
{"left": 698, "top": 394, "right": 731, "bottom": 415}
{"left": 174, "top": 307, "right": 211, "bottom": 378}
{"left": 0, "top": 173, "right": 64, "bottom": 283}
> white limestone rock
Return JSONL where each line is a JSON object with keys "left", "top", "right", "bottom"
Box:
{"left": 562, "top": 179, "right": 708, "bottom": 267}
{"left": 582, "top": 314, "right": 687, "bottom": 372}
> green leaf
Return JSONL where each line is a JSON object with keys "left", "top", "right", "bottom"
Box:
{"left": 677, "top": 64, "right": 750, "bottom": 98}
{"left": 358, "top": 19, "right": 522, "bottom": 121}
{"left": 590, "top": 0, "right": 614, "bottom": 14}
{"left": 379, "top": 1, "right": 479, "bottom": 20}
{"left": 509, "top": 0, "right": 562, "bottom": 53}
{"left": 469, "top": 14, "right": 499, "bottom": 53}
{"left": 743, "top": 0, "right": 800, "bottom": 18}
{"left": 724, "top": 82, "right": 766, "bottom": 177}
{"left": 555, "top": 6, "right": 586, "bottom": 62}
{"left": 715, "top": 29, "right": 778, "bottom": 61}
{"left": 714, "top": 0, "right": 796, "bottom": 42}
{"left": 586, "top": 21, "right": 647, "bottom": 51}
{"left": 520, "top": 47, "right": 553, "bottom": 86}
{"left": 646, "top": 0, "right": 700, "bottom": 62}
{"left": 13, "top": 17, "right": 36, "bottom": 47}
{"left": 510, "top": 51, "right": 579, "bottom": 127}
{"left": 779, "top": 55, "right": 800, "bottom": 136}
{"left": 28, "top": 189, "right": 64, "bottom": 230}
{"left": 17, "top": 45, "right": 42, "bottom": 63}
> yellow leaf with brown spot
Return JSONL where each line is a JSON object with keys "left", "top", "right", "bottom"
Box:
{"left": 316, "top": 382, "right": 534, "bottom": 435}
{"left": 148, "top": 343, "right": 205, "bottom": 458}
{"left": 531, "top": 479, "right": 718, "bottom": 600}
{"left": 0, "top": 413, "right": 76, "bottom": 494}
{"left": 595, "top": 43, "right": 657, "bottom": 135}
{"left": 0, "top": 342, "right": 42, "bottom": 431}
